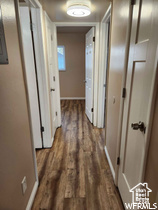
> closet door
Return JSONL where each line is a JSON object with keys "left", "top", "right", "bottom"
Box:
{"left": 118, "top": 0, "right": 158, "bottom": 206}
{"left": 20, "top": 7, "right": 42, "bottom": 148}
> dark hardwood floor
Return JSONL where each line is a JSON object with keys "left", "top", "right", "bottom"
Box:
{"left": 32, "top": 100, "right": 123, "bottom": 210}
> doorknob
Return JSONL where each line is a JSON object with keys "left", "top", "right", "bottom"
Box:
{"left": 83, "top": 80, "right": 87, "bottom": 83}
{"left": 131, "top": 121, "right": 146, "bottom": 133}
{"left": 51, "top": 88, "right": 55, "bottom": 92}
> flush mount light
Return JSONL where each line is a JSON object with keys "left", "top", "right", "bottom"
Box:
{"left": 67, "top": 5, "right": 91, "bottom": 17}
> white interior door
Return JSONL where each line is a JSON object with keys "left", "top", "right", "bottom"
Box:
{"left": 19, "top": 7, "right": 42, "bottom": 148}
{"left": 45, "top": 15, "right": 57, "bottom": 140}
{"left": 85, "top": 27, "right": 95, "bottom": 123}
{"left": 118, "top": 0, "right": 158, "bottom": 206}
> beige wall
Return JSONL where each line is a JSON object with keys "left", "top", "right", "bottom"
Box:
{"left": 57, "top": 33, "right": 85, "bottom": 98}
{"left": 145, "top": 87, "right": 158, "bottom": 204}
{"left": 0, "top": 1, "right": 36, "bottom": 209}
{"left": 105, "top": 0, "right": 130, "bottom": 169}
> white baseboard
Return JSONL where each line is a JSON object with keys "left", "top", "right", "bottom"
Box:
{"left": 104, "top": 146, "right": 115, "bottom": 180}
{"left": 60, "top": 97, "right": 85, "bottom": 100}
{"left": 26, "top": 181, "right": 38, "bottom": 210}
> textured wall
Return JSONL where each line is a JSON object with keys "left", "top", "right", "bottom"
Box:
{"left": 145, "top": 88, "right": 158, "bottom": 205}
{"left": 0, "top": 1, "right": 36, "bottom": 209}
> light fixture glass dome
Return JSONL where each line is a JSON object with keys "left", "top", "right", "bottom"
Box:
{"left": 67, "top": 5, "right": 91, "bottom": 17}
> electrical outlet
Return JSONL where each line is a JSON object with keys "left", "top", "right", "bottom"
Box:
{"left": 21, "top": 176, "right": 27, "bottom": 195}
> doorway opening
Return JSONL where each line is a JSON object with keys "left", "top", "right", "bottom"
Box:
{"left": 56, "top": 24, "right": 99, "bottom": 125}
{"left": 56, "top": 26, "right": 95, "bottom": 123}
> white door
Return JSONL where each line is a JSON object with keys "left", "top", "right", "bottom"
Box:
{"left": 118, "top": 0, "right": 158, "bottom": 206}
{"left": 85, "top": 27, "right": 95, "bottom": 123}
{"left": 19, "top": 7, "right": 42, "bottom": 148}
{"left": 45, "top": 15, "right": 57, "bottom": 140}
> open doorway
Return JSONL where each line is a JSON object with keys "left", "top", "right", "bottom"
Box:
{"left": 56, "top": 26, "right": 96, "bottom": 124}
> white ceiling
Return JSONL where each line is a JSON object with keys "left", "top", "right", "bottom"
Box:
{"left": 57, "top": 26, "right": 92, "bottom": 33}
{"left": 39, "top": 0, "right": 111, "bottom": 22}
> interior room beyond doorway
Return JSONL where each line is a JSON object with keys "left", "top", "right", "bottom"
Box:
{"left": 57, "top": 26, "right": 91, "bottom": 100}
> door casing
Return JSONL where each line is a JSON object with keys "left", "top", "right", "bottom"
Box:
{"left": 53, "top": 22, "right": 100, "bottom": 127}
{"left": 97, "top": 5, "right": 111, "bottom": 128}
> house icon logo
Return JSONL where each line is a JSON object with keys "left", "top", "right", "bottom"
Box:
{"left": 125, "top": 183, "right": 158, "bottom": 209}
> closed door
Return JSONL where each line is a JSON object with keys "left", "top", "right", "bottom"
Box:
{"left": 19, "top": 7, "right": 42, "bottom": 148}
{"left": 85, "top": 27, "right": 95, "bottom": 123}
{"left": 45, "top": 15, "right": 57, "bottom": 140}
{"left": 118, "top": 0, "right": 158, "bottom": 206}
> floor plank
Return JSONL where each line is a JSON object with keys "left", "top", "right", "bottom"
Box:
{"left": 32, "top": 100, "right": 124, "bottom": 210}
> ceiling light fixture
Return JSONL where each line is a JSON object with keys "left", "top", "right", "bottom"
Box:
{"left": 67, "top": 4, "right": 91, "bottom": 17}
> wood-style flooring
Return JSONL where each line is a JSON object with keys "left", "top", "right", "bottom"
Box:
{"left": 32, "top": 100, "right": 124, "bottom": 210}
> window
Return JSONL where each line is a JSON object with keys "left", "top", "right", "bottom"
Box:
{"left": 57, "top": 46, "right": 66, "bottom": 71}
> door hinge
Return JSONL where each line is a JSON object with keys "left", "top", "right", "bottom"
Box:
{"left": 51, "top": 34, "right": 53, "bottom": 41}
{"left": 93, "top": 36, "right": 95, "bottom": 42}
{"left": 91, "top": 108, "right": 94, "bottom": 112}
{"left": 56, "top": 112, "right": 58, "bottom": 116}
{"left": 30, "top": 22, "right": 33, "bottom": 32}
{"left": 122, "top": 88, "right": 126, "bottom": 98}
{"left": 53, "top": 76, "right": 55, "bottom": 82}
{"left": 131, "top": 0, "right": 136, "bottom": 5}
{"left": 41, "top": 126, "right": 44, "bottom": 132}
{"left": 117, "top": 157, "right": 120, "bottom": 165}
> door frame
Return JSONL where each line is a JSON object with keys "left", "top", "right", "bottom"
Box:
{"left": 29, "top": 2, "right": 52, "bottom": 148}
{"left": 19, "top": 0, "right": 53, "bottom": 148}
{"left": 115, "top": 1, "right": 158, "bottom": 187}
{"left": 28, "top": 0, "right": 53, "bottom": 148}
{"left": 53, "top": 22, "right": 100, "bottom": 127}
{"left": 97, "top": 5, "right": 111, "bottom": 128}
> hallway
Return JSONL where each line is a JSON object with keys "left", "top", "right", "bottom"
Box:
{"left": 32, "top": 100, "right": 123, "bottom": 210}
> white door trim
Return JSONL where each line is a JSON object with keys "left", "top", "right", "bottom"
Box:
{"left": 54, "top": 22, "right": 100, "bottom": 126}
{"left": 97, "top": 5, "right": 111, "bottom": 128}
